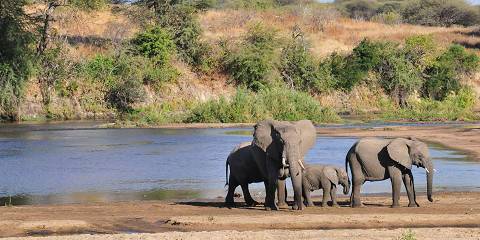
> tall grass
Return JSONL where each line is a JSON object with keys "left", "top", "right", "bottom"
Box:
{"left": 185, "top": 88, "right": 340, "bottom": 123}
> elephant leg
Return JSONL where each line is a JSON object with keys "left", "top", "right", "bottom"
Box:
{"left": 403, "top": 171, "right": 419, "bottom": 207}
{"left": 303, "top": 184, "right": 314, "bottom": 207}
{"left": 331, "top": 185, "right": 339, "bottom": 207}
{"left": 241, "top": 184, "right": 259, "bottom": 207}
{"left": 388, "top": 166, "right": 402, "bottom": 208}
{"left": 277, "top": 179, "right": 288, "bottom": 207}
{"left": 349, "top": 154, "right": 365, "bottom": 208}
{"left": 322, "top": 181, "right": 331, "bottom": 207}
{"left": 225, "top": 177, "right": 238, "bottom": 208}
{"left": 264, "top": 160, "right": 279, "bottom": 211}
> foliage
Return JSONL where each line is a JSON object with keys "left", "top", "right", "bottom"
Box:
{"left": 279, "top": 30, "right": 320, "bottom": 92}
{"left": 69, "top": 0, "right": 107, "bottom": 10}
{"left": 130, "top": 27, "right": 175, "bottom": 65}
{"left": 185, "top": 87, "right": 340, "bottom": 123}
{"left": 217, "top": 0, "right": 277, "bottom": 9}
{"left": 155, "top": 3, "right": 213, "bottom": 70}
{"left": 402, "top": 0, "right": 480, "bottom": 27}
{"left": 338, "top": 0, "right": 378, "bottom": 20}
{"left": 0, "top": 0, "right": 34, "bottom": 120}
{"left": 106, "top": 76, "right": 145, "bottom": 112}
{"left": 396, "top": 229, "right": 416, "bottom": 240}
{"left": 382, "top": 88, "right": 478, "bottom": 121}
{"left": 371, "top": 11, "right": 402, "bottom": 25}
{"left": 424, "top": 44, "right": 479, "bottom": 100}
{"left": 223, "top": 23, "right": 278, "bottom": 91}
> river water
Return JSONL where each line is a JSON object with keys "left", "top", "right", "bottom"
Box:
{"left": 0, "top": 122, "right": 478, "bottom": 205}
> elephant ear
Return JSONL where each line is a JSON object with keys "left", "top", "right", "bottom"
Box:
{"left": 387, "top": 138, "right": 412, "bottom": 169}
{"left": 252, "top": 121, "right": 273, "bottom": 152}
{"left": 324, "top": 167, "right": 338, "bottom": 185}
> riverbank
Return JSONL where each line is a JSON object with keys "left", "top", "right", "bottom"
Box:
{"left": 0, "top": 192, "right": 479, "bottom": 239}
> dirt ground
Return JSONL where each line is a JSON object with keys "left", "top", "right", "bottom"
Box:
{"left": 2, "top": 123, "right": 480, "bottom": 239}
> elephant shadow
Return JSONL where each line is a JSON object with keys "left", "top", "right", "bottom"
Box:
{"left": 175, "top": 201, "right": 266, "bottom": 211}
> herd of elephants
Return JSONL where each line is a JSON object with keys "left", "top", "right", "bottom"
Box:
{"left": 224, "top": 119, "right": 434, "bottom": 210}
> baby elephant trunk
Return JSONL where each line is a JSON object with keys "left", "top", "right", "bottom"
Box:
{"left": 343, "top": 179, "right": 350, "bottom": 195}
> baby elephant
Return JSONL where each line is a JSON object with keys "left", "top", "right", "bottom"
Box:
{"left": 302, "top": 164, "right": 350, "bottom": 207}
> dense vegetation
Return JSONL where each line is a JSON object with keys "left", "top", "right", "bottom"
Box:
{"left": 0, "top": 0, "right": 479, "bottom": 124}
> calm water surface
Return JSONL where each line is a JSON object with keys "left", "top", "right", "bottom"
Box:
{"left": 0, "top": 122, "right": 478, "bottom": 205}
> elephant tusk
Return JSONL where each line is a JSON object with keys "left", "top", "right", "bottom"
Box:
{"left": 282, "top": 157, "right": 288, "bottom": 167}
{"left": 425, "top": 168, "right": 430, "bottom": 173}
{"left": 298, "top": 160, "right": 305, "bottom": 170}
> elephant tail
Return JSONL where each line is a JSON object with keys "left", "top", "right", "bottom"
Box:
{"left": 225, "top": 160, "right": 229, "bottom": 187}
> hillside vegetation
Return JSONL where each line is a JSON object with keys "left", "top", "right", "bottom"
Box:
{"left": 1, "top": 0, "right": 480, "bottom": 124}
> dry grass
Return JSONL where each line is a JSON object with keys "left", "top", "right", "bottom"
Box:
{"left": 199, "top": 8, "right": 480, "bottom": 57}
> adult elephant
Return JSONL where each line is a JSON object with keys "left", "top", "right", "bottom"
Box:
{"left": 251, "top": 119, "right": 316, "bottom": 210}
{"left": 346, "top": 137, "right": 434, "bottom": 208}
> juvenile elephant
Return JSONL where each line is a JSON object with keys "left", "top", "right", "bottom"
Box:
{"left": 346, "top": 137, "right": 434, "bottom": 208}
{"left": 225, "top": 142, "right": 290, "bottom": 207}
{"left": 225, "top": 142, "right": 262, "bottom": 207}
{"left": 252, "top": 119, "right": 316, "bottom": 210}
{"left": 302, "top": 164, "right": 350, "bottom": 207}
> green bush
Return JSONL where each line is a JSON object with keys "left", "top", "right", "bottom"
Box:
{"left": 131, "top": 27, "right": 175, "bottom": 65}
{"left": 339, "top": 0, "right": 378, "bottom": 20}
{"left": 279, "top": 35, "right": 320, "bottom": 92}
{"left": 403, "top": 35, "right": 437, "bottom": 71}
{"left": 0, "top": 64, "right": 25, "bottom": 120}
{"left": 223, "top": 24, "right": 278, "bottom": 91}
{"left": 382, "top": 88, "right": 478, "bottom": 121}
{"left": 83, "top": 55, "right": 118, "bottom": 88}
{"left": 424, "top": 44, "right": 479, "bottom": 100}
{"left": 106, "top": 76, "right": 145, "bottom": 112}
{"left": 185, "top": 87, "right": 340, "bottom": 123}
{"left": 156, "top": 3, "right": 213, "bottom": 70}
{"left": 402, "top": 0, "right": 480, "bottom": 27}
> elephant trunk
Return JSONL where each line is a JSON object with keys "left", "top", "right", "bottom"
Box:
{"left": 426, "top": 159, "right": 434, "bottom": 202}
{"left": 286, "top": 144, "right": 303, "bottom": 210}
{"left": 343, "top": 179, "right": 350, "bottom": 195}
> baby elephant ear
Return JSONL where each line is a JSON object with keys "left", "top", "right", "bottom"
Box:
{"left": 324, "top": 167, "right": 338, "bottom": 185}
{"left": 387, "top": 138, "right": 412, "bottom": 169}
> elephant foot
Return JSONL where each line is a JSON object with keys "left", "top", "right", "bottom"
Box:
{"left": 225, "top": 202, "right": 236, "bottom": 209}
{"left": 246, "top": 201, "right": 260, "bottom": 207}
{"left": 332, "top": 203, "right": 340, "bottom": 208}
{"left": 277, "top": 201, "right": 288, "bottom": 208}
{"left": 265, "top": 203, "right": 279, "bottom": 211}
{"left": 292, "top": 203, "right": 304, "bottom": 210}
{"left": 408, "top": 203, "right": 419, "bottom": 207}
{"left": 306, "top": 202, "right": 315, "bottom": 207}
{"left": 351, "top": 202, "right": 364, "bottom": 208}
{"left": 390, "top": 204, "right": 400, "bottom": 208}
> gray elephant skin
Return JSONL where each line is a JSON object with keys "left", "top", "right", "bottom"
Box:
{"left": 225, "top": 142, "right": 263, "bottom": 207}
{"left": 346, "top": 137, "right": 434, "bottom": 208}
{"left": 251, "top": 119, "right": 316, "bottom": 210}
{"left": 302, "top": 164, "right": 350, "bottom": 207}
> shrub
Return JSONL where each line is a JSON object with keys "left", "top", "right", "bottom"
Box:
{"left": 106, "top": 76, "right": 145, "bottom": 112}
{"left": 156, "top": 3, "right": 213, "bottom": 70}
{"left": 403, "top": 35, "right": 437, "bottom": 71}
{"left": 371, "top": 11, "right": 402, "bottom": 25}
{"left": 83, "top": 55, "right": 118, "bottom": 89}
{"left": 223, "top": 24, "right": 278, "bottom": 91}
{"left": 0, "top": 0, "right": 34, "bottom": 120}
{"left": 0, "top": 64, "right": 25, "bottom": 120}
{"left": 402, "top": 0, "right": 480, "bottom": 27}
{"left": 339, "top": 0, "right": 378, "bottom": 20}
{"left": 424, "top": 44, "right": 479, "bottom": 100}
{"left": 382, "top": 88, "right": 478, "bottom": 121}
{"left": 185, "top": 87, "right": 340, "bottom": 123}
{"left": 69, "top": 0, "right": 106, "bottom": 10}
{"left": 279, "top": 31, "right": 320, "bottom": 92}
{"left": 130, "top": 27, "right": 175, "bottom": 65}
